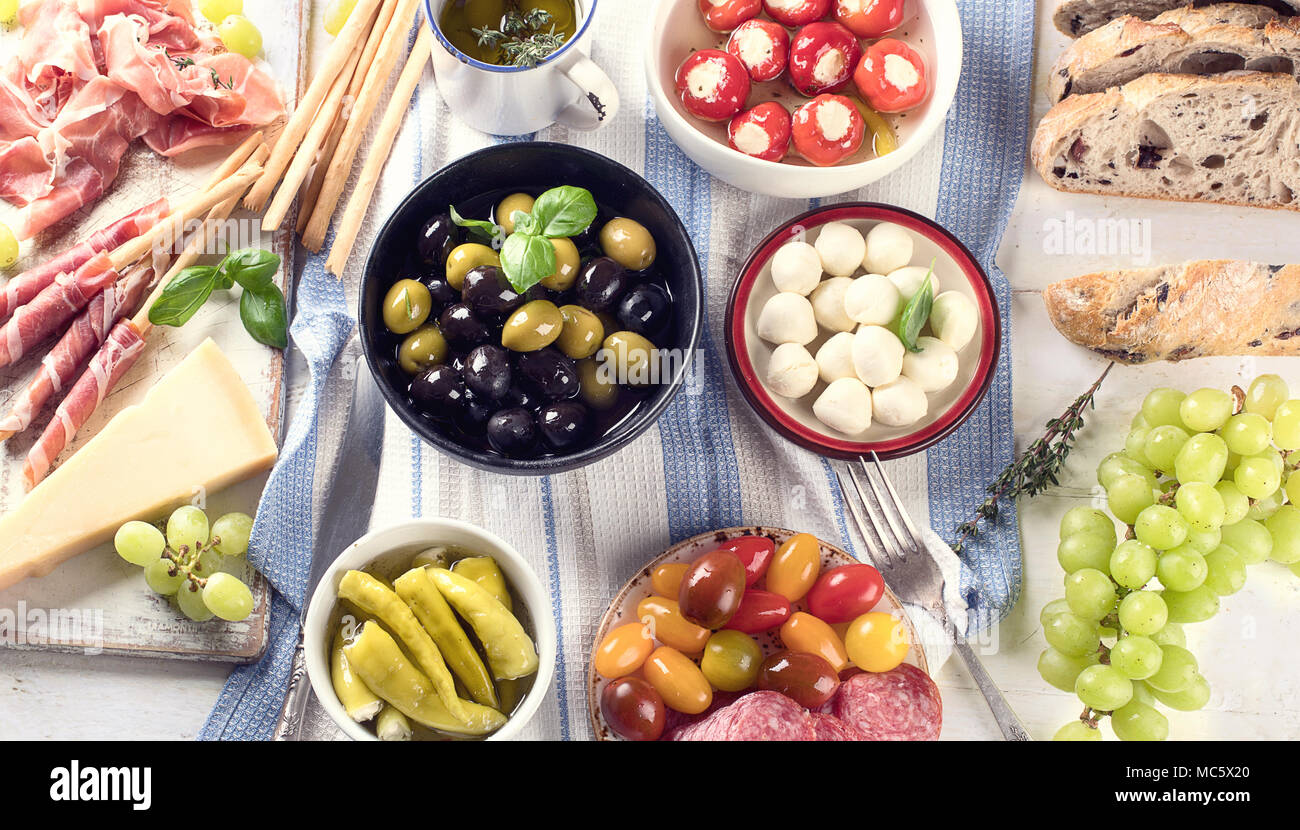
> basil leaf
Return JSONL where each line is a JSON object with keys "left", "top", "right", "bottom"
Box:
{"left": 897, "top": 261, "right": 936, "bottom": 353}
{"left": 239, "top": 285, "right": 289, "bottom": 349}
{"left": 449, "top": 204, "right": 502, "bottom": 244}
{"left": 526, "top": 185, "right": 597, "bottom": 238}
{"left": 218, "top": 248, "right": 280, "bottom": 292}
{"left": 500, "top": 232, "right": 557, "bottom": 294}
{"left": 510, "top": 209, "right": 537, "bottom": 236}
{"left": 148, "top": 266, "right": 219, "bottom": 327}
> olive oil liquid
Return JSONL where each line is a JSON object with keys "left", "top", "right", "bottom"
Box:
{"left": 438, "top": 0, "right": 578, "bottom": 66}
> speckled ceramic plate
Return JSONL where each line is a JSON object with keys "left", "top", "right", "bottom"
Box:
{"left": 587, "top": 526, "right": 929, "bottom": 741}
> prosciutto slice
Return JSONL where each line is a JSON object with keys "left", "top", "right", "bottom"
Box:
{"left": 0, "top": 265, "right": 152, "bottom": 438}
{"left": 0, "top": 252, "right": 119, "bottom": 368}
{"left": 24, "top": 318, "right": 146, "bottom": 489}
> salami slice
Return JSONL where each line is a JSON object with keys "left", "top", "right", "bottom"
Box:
{"left": 811, "top": 713, "right": 868, "bottom": 741}
{"left": 667, "top": 691, "right": 814, "bottom": 741}
{"left": 829, "top": 664, "right": 942, "bottom": 741}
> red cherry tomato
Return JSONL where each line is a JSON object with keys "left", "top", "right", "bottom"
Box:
{"left": 853, "top": 38, "right": 929, "bottom": 113}
{"left": 791, "top": 93, "right": 865, "bottom": 166}
{"left": 718, "top": 535, "right": 778, "bottom": 586}
{"left": 762, "top": 0, "right": 831, "bottom": 27}
{"left": 757, "top": 650, "right": 841, "bottom": 708}
{"left": 600, "top": 677, "right": 666, "bottom": 741}
{"left": 678, "top": 549, "right": 747, "bottom": 628}
{"left": 723, "top": 588, "right": 792, "bottom": 634}
{"left": 806, "top": 563, "right": 885, "bottom": 623}
{"left": 698, "top": 0, "right": 762, "bottom": 32}
{"left": 788, "top": 21, "right": 861, "bottom": 97}
{"left": 726, "top": 19, "right": 790, "bottom": 82}
{"left": 833, "top": 0, "right": 905, "bottom": 38}
{"left": 675, "top": 49, "right": 752, "bottom": 122}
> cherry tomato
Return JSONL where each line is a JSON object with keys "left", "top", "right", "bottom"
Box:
{"left": 651, "top": 562, "right": 689, "bottom": 598}
{"left": 644, "top": 646, "right": 713, "bottom": 714}
{"left": 780, "top": 611, "right": 849, "bottom": 672}
{"left": 700, "top": 630, "right": 763, "bottom": 692}
{"left": 757, "top": 650, "right": 840, "bottom": 708}
{"left": 678, "top": 549, "right": 747, "bottom": 628}
{"left": 675, "top": 49, "right": 752, "bottom": 122}
{"left": 726, "top": 19, "right": 790, "bottom": 83}
{"left": 723, "top": 588, "right": 792, "bottom": 634}
{"left": 853, "top": 38, "right": 929, "bottom": 113}
{"left": 698, "top": 0, "right": 761, "bottom": 32}
{"left": 833, "top": 0, "right": 905, "bottom": 38}
{"left": 762, "top": 0, "right": 831, "bottom": 27}
{"left": 844, "top": 611, "right": 910, "bottom": 672}
{"left": 791, "top": 94, "right": 865, "bottom": 166}
{"left": 766, "top": 532, "right": 821, "bottom": 602}
{"left": 718, "top": 535, "right": 777, "bottom": 586}
{"left": 788, "top": 21, "right": 861, "bottom": 97}
{"left": 637, "top": 596, "right": 710, "bottom": 654}
{"left": 600, "top": 677, "right": 666, "bottom": 741}
{"left": 593, "top": 622, "right": 655, "bottom": 679}
{"left": 806, "top": 563, "right": 885, "bottom": 623}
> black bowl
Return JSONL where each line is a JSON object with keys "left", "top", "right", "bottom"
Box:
{"left": 360, "top": 142, "right": 704, "bottom": 475}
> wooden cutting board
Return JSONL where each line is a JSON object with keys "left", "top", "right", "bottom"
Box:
{"left": 0, "top": 1, "right": 308, "bottom": 663}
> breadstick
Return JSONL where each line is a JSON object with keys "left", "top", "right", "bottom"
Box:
{"left": 243, "top": 0, "right": 386, "bottom": 212}
{"left": 301, "top": 0, "right": 422, "bottom": 251}
{"left": 326, "top": 27, "right": 433, "bottom": 276}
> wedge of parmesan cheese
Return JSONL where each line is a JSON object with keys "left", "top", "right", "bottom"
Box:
{"left": 0, "top": 339, "right": 279, "bottom": 591}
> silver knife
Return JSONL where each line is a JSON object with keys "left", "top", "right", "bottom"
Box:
{"left": 271, "top": 360, "right": 386, "bottom": 740}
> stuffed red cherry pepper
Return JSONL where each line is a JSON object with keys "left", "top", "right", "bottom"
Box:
{"left": 675, "top": 49, "right": 753, "bottom": 121}
{"left": 726, "top": 19, "right": 791, "bottom": 82}
{"left": 762, "top": 0, "right": 831, "bottom": 27}
{"left": 791, "top": 93, "right": 865, "bottom": 166}
{"left": 832, "top": 0, "right": 905, "bottom": 38}
{"left": 788, "top": 21, "right": 862, "bottom": 96}
{"left": 728, "top": 102, "right": 793, "bottom": 161}
{"left": 854, "top": 38, "right": 928, "bottom": 112}
{"left": 698, "top": 0, "right": 762, "bottom": 33}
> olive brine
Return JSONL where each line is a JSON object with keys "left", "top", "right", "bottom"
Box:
{"left": 381, "top": 184, "right": 674, "bottom": 459}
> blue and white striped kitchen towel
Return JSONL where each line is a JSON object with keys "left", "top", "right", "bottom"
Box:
{"left": 202, "top": 0, "right": 1034, "bottom": 740}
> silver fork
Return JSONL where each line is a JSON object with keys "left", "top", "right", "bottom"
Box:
{"left": 838, "top": 453, "right": 1031, "bottom": 741}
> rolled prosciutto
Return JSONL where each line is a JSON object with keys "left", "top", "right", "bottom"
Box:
{"left": 0, "top": 252, "right": 119, "bottom": 368}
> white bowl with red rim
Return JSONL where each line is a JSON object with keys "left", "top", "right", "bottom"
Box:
{"left": 645, "top": 0, "right": 963, "bottom": 198}
{"left": 725, "top": 203, "right": 1000, "bottom": 460}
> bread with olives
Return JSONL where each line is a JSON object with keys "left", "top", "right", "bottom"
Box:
{"left": 1052, "top": 0, "right": 1300, "bottom": 38}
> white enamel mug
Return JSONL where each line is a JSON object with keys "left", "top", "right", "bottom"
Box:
{"left": 424, "top": 0, "right": 620, "bottom": 135}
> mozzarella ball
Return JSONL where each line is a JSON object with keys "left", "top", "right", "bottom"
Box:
{"left": 771, "top": 241, "right": 823, "bottom": 295}
{"left": 902, "top": 336, "right": 959, "bottom": 392}
{"left": 809, "top": 277, "right": 856, "bottom": 332}
{"left": 813, "top": 377, "right": 873, "bottom": 435}
{"left": 851, "top": 325, "right": 904, "bottom": 387}
{"left": 844, "top": 273, "right": 901, "bottom": 326}
{"left": 766, "top": 343, "right": 820, "bottom": 398}
{"left": 864, "top": 222, "right": 914, "bottom": 275}
{"left": 929, "top": 291, "right": 979, "bottom": 351}
{"left": 814, "top": 222, "right": 867, "bottom": 278}
{"left": 887, "top": 265, "right": 940, "bottom": 302}
{"left": 757, "top": 292, "right": 818, "bottom": 345}
{"left": 872, "top": 376, "right": 929, "bottom": 427}
{"left": 815, "top": 331, "right": 857, "bottom": 384}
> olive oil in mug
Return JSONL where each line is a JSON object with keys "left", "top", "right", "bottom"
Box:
{"left": 438, "top": 0, "right": 578, "bottom": 67}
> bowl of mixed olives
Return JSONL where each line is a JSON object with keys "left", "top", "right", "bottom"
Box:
{"left": 361, "top": 142, "right": 704, "bottom": 474}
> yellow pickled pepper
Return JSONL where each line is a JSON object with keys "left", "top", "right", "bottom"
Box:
{"left": 429, "top": 568, "right": 539, "bottom": 681}
{"left": 451, "top": 556, "right": 513, "bottom": 611}
{"left": 331, "top": 626, "right": 383, "bottom": 723}
{"left": 375, "top": 705, "right": 412, "bottom": 741}
{"left": 394, "top": 566, "right": 499, "bottom": 709}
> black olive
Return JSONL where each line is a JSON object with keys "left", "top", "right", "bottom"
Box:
{"left": 517, "top": 348, "right": 579, "bottom": 400}
{"left": 503, "top": 383, "right": 537, "bottom": 411}
{"left": 538, "top": 401, "right": 590, "bottom": 451}
{"left": 616, "top": 283, "right": 671, "bottom": 338}
{"left": 422, "top": 275, "right": 459, "bottom": 310}
{"left": 409, "top": 365, "right": 467, "bottom": 415}
{"left": 574, "top": 257, "right": 631, "bottom": 312}
{"left": 418, "top": 213, "right": 459, "bottom": 266}
{"left": 462, "top": 266, "right": 524, "bottom": 319}
{"left": 524, "top": 283, "right": 563, "bottom": 305}
{"left": 458, "top": 389, "right": 494, "bottom": 433}
{"left": 486, "top": 408, "right": 537, "bottom": 456}
{"left": 463, "top": 344, "right": 512, "bottom": 401}
{"left": 437, "top": 303, "right": 491, "bottom": 350}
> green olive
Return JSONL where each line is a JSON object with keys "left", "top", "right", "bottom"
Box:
{"left": 540, "top": 237, "right": 581, "bottom": 291}
{"left": 600, "top": 217, "right": 657, "bottom": 271}
{"left": 496, "top": 192, "right": 535, "bottom": 234}
{"left": 501, "top": 300, "right": 563, "bottom": 352}
{"left": 397, "top": 324, "right": 448, "bottom": 374}
{"left": 601, "top": 330, "right": 657, "bottom": 386}
{"left": 577, "top": 358, "right": 619, "bottom": 410}
{"left": 445, "top": 243, "right": 500, "bottom": 290}
{"left": 555, "top": 304, "right": 604, "bottom": 359}
{"left": 382, "top": 279, "right": 432, "bottom": 335}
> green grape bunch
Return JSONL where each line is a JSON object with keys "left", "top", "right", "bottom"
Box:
{"left": 114, "top": 507, "right": 257, "bottom": 622}
{"left": 1042, "top": 375, "right": 1300, "bottom": 741}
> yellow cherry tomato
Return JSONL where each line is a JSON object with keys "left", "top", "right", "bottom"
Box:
{"left": 700, "top": 630, "right": 762, "bottom": 692}
{"left": 766, "top": 533, "right": 821, "bottom": 602}
{"left": 593, "top": 621, "right": 654, "bottom": 679}
{"left": 643, "top": 646, "right": 712, "bottom": 714}
{"left": 636, "top": 596, "right": 709, "bottom": 655}
{"left": 650, "top": 562, "right": 689, "bottom": 599}
{"left": 780, "top": 611, "right": 849, "bottom": 672}
{"left": 844, "top": 611, "right": 910, "bottom": 672}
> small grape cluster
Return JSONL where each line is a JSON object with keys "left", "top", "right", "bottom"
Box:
{"left": 1041, "top": 375, "right": 1300, "bottom": 741}
{"left": 114, "top": 507, "right": 256, "bottom": 622}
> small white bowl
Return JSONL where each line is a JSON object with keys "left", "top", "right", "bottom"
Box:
{"left": 644, "top": 0, "right": 963, "bottom": 199}
{"left": 303, "top": 518, "right": 556, "bottom": 741}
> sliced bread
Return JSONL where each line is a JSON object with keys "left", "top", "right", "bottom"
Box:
{"left": 1044, "top": 260, "right": 1300, "bottom": 363}
{"left": 1054, "top": 0, "right": 1300, "bottom": 38}
{"left": 1031, "top": 71, "right": 1300, "bottom": 210}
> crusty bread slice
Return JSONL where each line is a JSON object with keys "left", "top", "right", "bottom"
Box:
{"left": 1044, "top": 260, "right": 1300, "bottom": 363}
{"left": 1054, "top": 0, "right": 1300, "bottom": 38}
{"left": 1049, "top": 7, "right": 1300, "bottom": 101}
{"left": 1032, "top": 72, "right": 1300, "bottom": 211}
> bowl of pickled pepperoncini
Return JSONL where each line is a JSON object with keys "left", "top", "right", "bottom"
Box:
{"left": 304, "top": 519, "right": 555, "bottom": 741}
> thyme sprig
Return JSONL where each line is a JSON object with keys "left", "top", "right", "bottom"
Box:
{"left": 473, "top": 8, "right": 567, "bottom": 68}
{"left": 952, "top": 362, "right": 1115, "bottom": 554}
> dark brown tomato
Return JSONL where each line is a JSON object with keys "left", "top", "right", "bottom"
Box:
{"left": 600, "top": 677, "right": 667, "bottom": 741}
{"left": 678, "top": 549, "right": 746, "bottom": 629}
{"left": 757, "top": 650, "right": 841, "bottom": 709}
